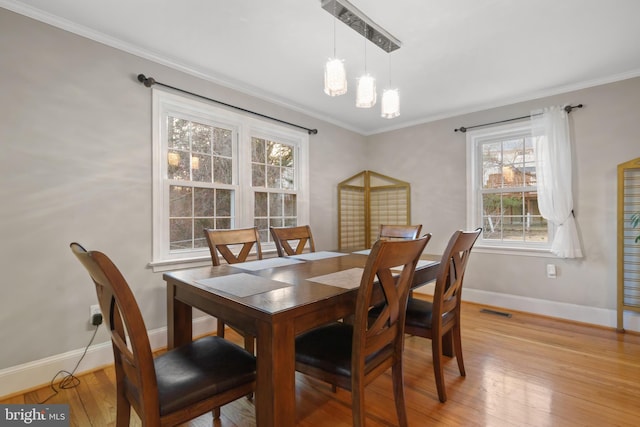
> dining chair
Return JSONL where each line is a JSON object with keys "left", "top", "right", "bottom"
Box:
{"left": 378, "top": 224, "right": 423, "bottom": 241}
{"left": 295, "top": 234, "right": 431, "bottom": 427}
{"left": 70, "top": 243, "right": 256, "bottom": 426}
{"left": 203, "top": 227, "right": 262, "bottom": 354}
{"left": 403, "top": 228, "right": 481, "bottom": 403}
{"left": 378, "top": 224, "right": 424, "bottom": 300}
{"left": 270, "top": 225, "right": 316, "bottom": 257}
{"left": 203, "top": 226, "right": 263, "bottom": 265}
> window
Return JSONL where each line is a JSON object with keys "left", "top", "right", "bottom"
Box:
{"left": 467, "top": 122, "right": 551, "bottom": 254}
{"left": 151, "top": 91, "right": 309, "bottom": 269}
{"left": 252, "top": 136, "right": 298, "bottom": 243}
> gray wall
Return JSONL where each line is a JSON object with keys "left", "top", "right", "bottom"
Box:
{"left": 1, "top": 7, "right": 638, "bottom": 377}
{"left": 0, "top": 9, "right": 366, "bottom": 370}
{"left": 367, "top": 78, "right": 640, "bottom": 318}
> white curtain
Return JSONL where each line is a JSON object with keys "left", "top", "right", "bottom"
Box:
{"left": 531, "top": 106, "right": 583, "bottom": 258}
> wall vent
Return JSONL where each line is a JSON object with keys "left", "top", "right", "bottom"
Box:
{"left": 480, "top": 308, "right": 512, "bottom": 318}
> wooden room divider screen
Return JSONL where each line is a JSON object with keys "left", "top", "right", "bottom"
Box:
{"left": 338, "top": 170, "right": 412, "bottom": 250}
{"left": 617, "top": 157, "right": 640, "bottom": 331}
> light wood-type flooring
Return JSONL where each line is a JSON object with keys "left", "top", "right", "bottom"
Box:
{"left": 3, "top": 300, "right": 639, "bottom": 426}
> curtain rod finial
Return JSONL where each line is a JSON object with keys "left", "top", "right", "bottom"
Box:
{"left": 137, "top": 74, "right": 156, "bottom": 87}
{"left": 564, "top": 103, "right": 583, "bottom": 113}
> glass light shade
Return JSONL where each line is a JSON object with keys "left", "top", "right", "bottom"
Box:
{"left": 381, "top": 88, "right": 400, "bottom": 118}
{"left": 324, "top": 58, "right": 347, "bottom": 96}
{"left": 356, "top": 74, "right": 377, "bottom": 108}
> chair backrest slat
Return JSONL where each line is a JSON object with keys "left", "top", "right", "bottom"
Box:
{"left": 204, "top": 227, "right": 263, "bottom": 265}
{"left": 378, "top": 224, "right": 423, "bottom": 241}
{"left": 270, "top": 225, "right": 316, "bottom": 257}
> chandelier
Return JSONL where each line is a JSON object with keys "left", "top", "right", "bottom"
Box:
{"left": 321, "top": 0, "right": 402, "bottom": 117}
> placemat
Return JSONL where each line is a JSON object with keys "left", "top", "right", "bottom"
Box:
{"left": 232, "top": 257, "right": 304, "bottom": 271}
{"left": 196, "top": 273, "right": 292, "bottom": 297}
{"left": 306, "top": 268, "right": 364, "bottom": 289}
{"left": 290, "top": 251, "right": 348, "bottom": 261}
{"left": 352, "top": 249, "right": 371, "bottom": 255}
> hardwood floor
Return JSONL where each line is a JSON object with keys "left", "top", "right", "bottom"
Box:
{"left": 3, "top": 300, "right": 640, "bottom": 426}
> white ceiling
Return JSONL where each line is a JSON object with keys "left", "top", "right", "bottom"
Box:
{"left": 4, "top": 0, "right": 640, "bottom": 135}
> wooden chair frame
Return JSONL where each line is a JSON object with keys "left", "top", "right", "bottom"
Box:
{"left": 70, "top": 243, "right": 255, "bottom": 426}
{"left": 270, "top": 225, "right": 316, "bottom": 257}
{"left": 404, "top": 228, "right": 481, "bottom": 402}
{"left": 378, "top": 224, "right": 423, "bottom": 241}
{"left": 295, "top": 235, "right": 431, "bottom": 427}
{"left": 203, "top": 226, "right": 262, "bottom": 266}
{"left": 203, "top": 227, "right": 262, "bottom": 354}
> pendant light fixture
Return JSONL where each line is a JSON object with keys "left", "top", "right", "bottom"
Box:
{"left": 381, "top": 51, "right": 400, "bottom": 118}
{"left": 321, "top": 0, "right": 401, "bottom": 111}
{"left": 381, "top": 88, "right": 400, "bottom": 118}
{"left": 356, "top": 25, "right": 376, "bottom": 108}
{"left": 324, "top": 2, "right": 347, "bottom": 96}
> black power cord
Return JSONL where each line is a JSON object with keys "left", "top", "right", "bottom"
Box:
{"left": 39, "top": 318, "right": 103, "bottom": 427}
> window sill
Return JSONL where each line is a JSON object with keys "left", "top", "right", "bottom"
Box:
{"left": 148, "top": 256, "right": 213, "bottom": 273}
{"left": 474, "top": 245, "right": 555, "bottom": 258}
{"left": 148, "top": 248, "right": 280, "bottom": 273}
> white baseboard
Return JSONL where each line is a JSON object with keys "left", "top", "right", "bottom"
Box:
{"left": 3, "top": 291, "right": 639, "bottom": 399}
{"left": 414, "top": 286, "right": 640, "bottom": 332}
{"left": 0, "top": 316, "right": 216, "bottom": 399}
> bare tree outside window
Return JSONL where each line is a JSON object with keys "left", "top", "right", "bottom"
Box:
{"left": 167, "top": 116, "right": 234, "bottom": 250}
{"left": 252, "top": 137, "right": 297, "bottom": 243}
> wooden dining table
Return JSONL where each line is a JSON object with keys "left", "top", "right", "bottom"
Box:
{"left": 163, "top": 250, "right": 440, "bottom": 427}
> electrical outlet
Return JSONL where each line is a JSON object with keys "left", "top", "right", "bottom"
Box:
{"left": 546, "top": 264, "right": 557, "bottom": 279}
{"left": 90, "top": 304, "right": 103, "bottom": 326}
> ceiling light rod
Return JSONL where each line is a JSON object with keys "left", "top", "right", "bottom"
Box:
{"left": 321, "top": 0, "right": 401, "bottom": 53}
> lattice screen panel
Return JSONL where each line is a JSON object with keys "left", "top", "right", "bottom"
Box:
{"left": 617, "top": 157, "right": 640, "bottom": 331}
{"left": 338, "top": 170, "right": 411, "bottom": 249}
{"left": 339, "top": 186, "right": 366, "bottom": 249}
{"left": 369, "top": 188, "right": 409, "bottom": 244}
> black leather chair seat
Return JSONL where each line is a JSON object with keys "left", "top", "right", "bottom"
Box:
{"left": 404, "top": 297, "right": 455, "bottom": 329}
{"left": 295, "top": 323, "right": 389, "bottom": 378}
{"left": 152, "top": 336, "right": 256, "bottom": 416}
{"left": 405, "top": 298, "right": 434, "bottom": 328}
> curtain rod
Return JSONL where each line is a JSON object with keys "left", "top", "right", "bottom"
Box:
{"left": 454, "top": 104, "right": 583, "bottom": 133}
{"left": 137, "top": 74, "right": 318, "bottom": 135}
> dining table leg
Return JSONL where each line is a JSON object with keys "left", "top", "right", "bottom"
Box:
{"left": 166, "top": 282, "right": 192, "bottom": 349}
{"left": 255, "top": 317, "right": 296, "bottom": 427}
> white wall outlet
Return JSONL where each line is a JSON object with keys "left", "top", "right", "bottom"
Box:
{"left": 546, "top": 264, "right": 557, "bottom": 279}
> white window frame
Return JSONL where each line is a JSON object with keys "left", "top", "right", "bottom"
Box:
{"left": 248, "top": 126, "right": 309, "bottom": 241}
{"left": 466, "top": 121, "right": 554, "bottom": 257}
{"left": 150, "top": 90, "right": 309, "bottom": 271}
